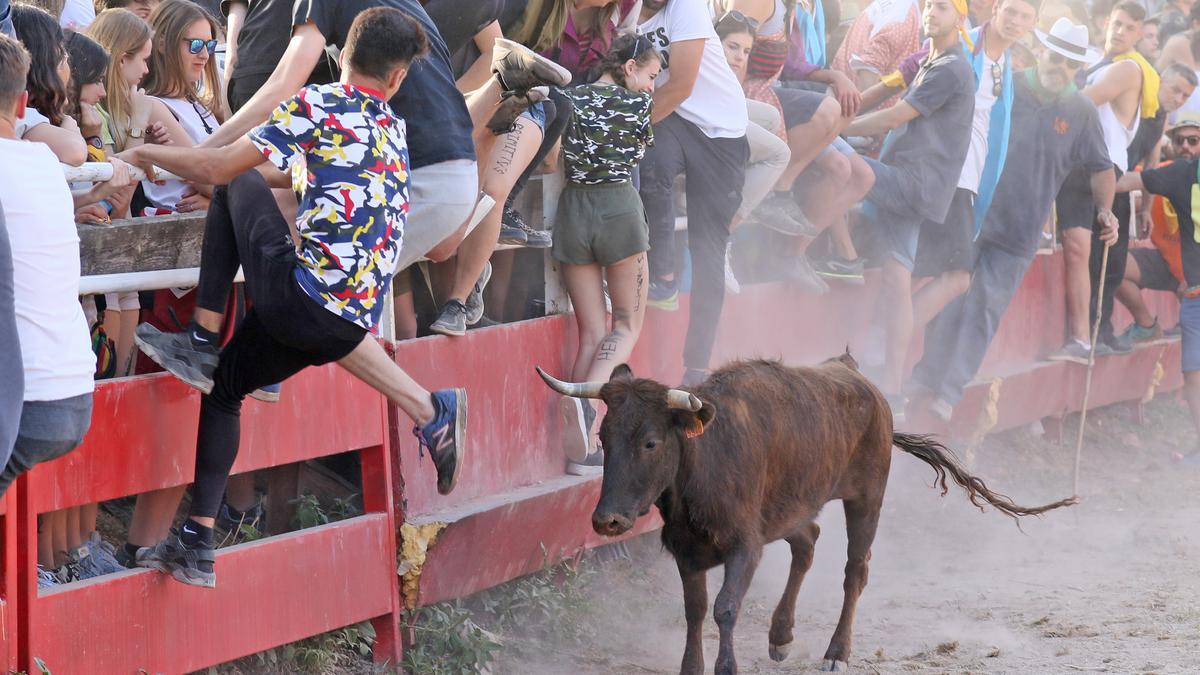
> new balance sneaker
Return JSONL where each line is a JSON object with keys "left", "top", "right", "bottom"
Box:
{"left": 430, "top": 300, "right": 470, "bottom": 337}
{"left": 781, "top": 254, "right": 830, "bottom": 294}
{"left": 724, "top": 243, "right": 741, "bottom": 295}
{"left": 491, "top": 37, "right": 571, "bottom": 92}
{"left": 84, "top": 532, "right": 127, "bottom": 575}
{"left": 488, "top": 86, "right": 549, "bottom": 135}
{"left": 559, "top": 397, "right": 591, "bottom": 464}
{"left": 414, "top": 389, "right": 467, "bottom": 495}
{"left": 465, "top": 262, "right": 493, "bottom": 326}
{"left": 567, "top": 450, "right": 604, "bottom": 477}
{"left": 1118, "top": 319, "right": 1161, "bottom": 345}
{"left": 1047, "top": 340, "right": 1091, "bottom": 365}
{"left": 753, "top": 192, "right": 819, "bottom": 237}
{"left": 813, "top": 256, "right": 866, "bottom": 285}
{"left": 249, "top": 382, "right": 282, "bottom": 403}
{"left": 136, "top": 527, "right": 216, "bottom": 589}
{"left": 503, "top": 206, "right": 552, "bottom": 247}
{"left": 134, "top": 322, "right": 219, "bottom": 394}
{"left": 648, "top": 280, "right": 679, "bottom": 311}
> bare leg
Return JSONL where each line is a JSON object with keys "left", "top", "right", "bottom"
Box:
{"left": 714, "top": 546, "right": 762, "bottom": 675}
{"left": 447, "top": 117, "right": 543, "bottom": 304}
{"left": 822, "top": 498, "right": 882, "bottom": 670}
{"left": 829, "top": 219, "right": 858, "bottom": 260}
{"left": 775, "top": 99, "right": 844, "bottom": 190}
{"left": 127, "top": 486, "right": 187, "bottom": 547}
{"left": 393, "top": 289, "right": 418, "bottom": 340}
{"left": 65, "top": 506, "right": 82, "bottom": 549}
{"left": 562, "top": 263, "right": 608, "bottom": 382}
{"left": 78, "top": 502, "right": 99, "bottom": 542}
{"left": 768, "top": 521, "right": 820, "bottom": 660}
{"left": 912, "top": 270, "right": 970, "bottom": 329}
{"left": 1115, "top": 254, "right": 1156, "bottom": 328}
{"left": 880, "top": 258, "right": 914, "bottom": 395}
{"left": 1062, "top": 227, "right": 1093, "bottom": 343}
{"left": 583, "top": 254, "right": 648, "bottom": 382}
{"left": 1186, "top": 371, "right": 1200, "bottom": 441}
{"left": 337, "top": 337, "right": 435, "bottom": 426}
{"left": 677, "top": 561, "right": 709, "bottom": 675}
{"left": 49, "top": 510, "right": 68, "bottom": 567}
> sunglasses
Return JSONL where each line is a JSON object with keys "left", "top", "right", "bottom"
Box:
{"left": 1175, "top": 134, "right": 1200, "bottom": 147}
{"left": 626, "top": 35, "right": 653, "bottom": 61}
{"left": 990, "top": 61, "right": 1002, "bottom": 97}
{"left": 183, "top": 38, "right": 218, "bottom": 55}
{"left": 1046, "top": 51, "right": 1082, "bottom": 69}
{"left": 716, "top": 10, "right": 760, "bottom": 36}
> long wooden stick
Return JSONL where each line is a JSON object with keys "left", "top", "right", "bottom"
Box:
{"left": 1072, "top": 240, "right": 1112, "bottom": 497}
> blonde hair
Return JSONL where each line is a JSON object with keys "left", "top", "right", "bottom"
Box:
{"left": 512, "top": 0, "right": 618, "bottom": 53}
{"left": 142, "top": 0, "right": 223, "bottom": 121}
{"left": 86, "top": 8, "right": 152, "bottom": 149}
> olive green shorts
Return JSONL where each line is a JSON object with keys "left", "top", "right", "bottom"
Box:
{"left": 552, "top": 180, "right": 650, "bottom": 267}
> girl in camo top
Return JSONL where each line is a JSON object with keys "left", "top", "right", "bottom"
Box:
{"left": 554, "top": 33, "right": 661, "bottom": 474}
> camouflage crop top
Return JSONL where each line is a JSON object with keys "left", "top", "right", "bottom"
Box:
{"left": 562, "top": 83, "right": 653, "bottom": 185}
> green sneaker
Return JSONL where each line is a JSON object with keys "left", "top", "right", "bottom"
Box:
{"left": 1118, "top": 319, "right": 1162, "bottom": 344}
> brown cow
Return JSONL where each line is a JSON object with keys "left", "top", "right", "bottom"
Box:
{"left": 537, "top": 354, "right": 1074, "bottom": 674}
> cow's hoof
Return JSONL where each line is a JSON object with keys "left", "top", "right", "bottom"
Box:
{"left": 768, "top": 642, "right": 791, "bottom": 662}
{"left": 819, "top": 659, "right": 849, "bottom": 672}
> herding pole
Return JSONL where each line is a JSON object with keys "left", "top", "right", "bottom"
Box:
{"left": 1072, "top": 234, "right": 1114, "bottom": 498}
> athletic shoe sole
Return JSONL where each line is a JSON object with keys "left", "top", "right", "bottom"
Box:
{"left": 1046, "top": 352, "right": 1090, "bottom": 365}
{"left": 492, "top": 38, "right": 572, "bottom": 88}
{"left": 170, "top": 565, "right": 216, "bottom": 589}
{"left": 249, "top": 388, "right": 281, "bottom": 403}
{"left": 430, "top": 321, "right": 467, "bottom": 337}
{"left": 648, "top": 292, "right": 679, "bottom": 311}
{"left": 566, "top": 461, "right": 603, "bottom": 477}
{"left": 440, "top": 388, "right": 468, "bottom": 495}
{"left": 134, "top": 329, "right": 216, "bottom": 394}
{"left": 559, "top": 398, "right": 590, "bottom": 464}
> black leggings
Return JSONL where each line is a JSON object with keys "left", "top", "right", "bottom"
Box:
{"left": 190, "top": 171, "right": 365, "bottom": 517}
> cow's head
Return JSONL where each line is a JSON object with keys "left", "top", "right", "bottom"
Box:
{"left": 536, "top": 365, "right": 716, "bottom": 537}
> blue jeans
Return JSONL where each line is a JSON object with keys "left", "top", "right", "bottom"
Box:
{"left": 0, "top": 393, "right": 93, "bottom": 496}
{"left": 910, "top": 241, "right": 1033, "bottom": 405}
{"left": 862, "top": 156, "right": 923, "bottom": 271}
{"left": 1181, "top": 295, "right": 1200, "bottom": 373}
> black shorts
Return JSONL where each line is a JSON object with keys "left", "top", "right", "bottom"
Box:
{"left": 1130, "top": 247, "right": 1179, "bottom": 291}
{"left": 1054, "top": 168, "right": 1096, "bottom": 232}
{"left": 912, "top": 188, "right": 976, "bottom": 278}
{"left": 776, "top": 86, "right": 828, "bottom": 129}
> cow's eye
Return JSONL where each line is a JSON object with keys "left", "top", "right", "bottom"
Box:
{"left": 644, "top": 440, "right": 657, "bottom": 450}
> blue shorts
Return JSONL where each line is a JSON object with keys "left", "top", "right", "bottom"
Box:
{"left": 863, "top": 156, "right": 923, "bottom": 271}
{"left": 1181, "top": 295, "right": 1200, "bottom": 373}
{"left": 519, "top": 101, "right": 547, "bottom": 133}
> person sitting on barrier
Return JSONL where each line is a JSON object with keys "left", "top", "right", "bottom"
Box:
{"left": 1115, "top": 113, "right": 1200, "bottom": 344}
{"left": 10, "top": 4, "right": 86, "bottom": 165}
{"left": 0, "top": 33, "right": 135, "bottom": 585}
{"left": 906, "top": 18, "right": 1118, "bottom": 423}
{"left": 1116, "top": 131, "right": 1200, "bottom": 461}
{"left": 119, "top": 7, "right": 466, "bottom": 588}
{"left": 553, "top": 33, "right": 659, "bottom": 475}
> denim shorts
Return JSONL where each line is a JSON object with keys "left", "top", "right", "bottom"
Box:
{"left": 0, "top": 392, "right": 93, "bottom": 495}
{"left": 863, "top": 156, "right": 924, "bottom": 270}
{"left": 519, "top": 101, "right": 547, "bottom": 134}
{"left": 1181, "top": 295, "right": 1200, "bottom": 373}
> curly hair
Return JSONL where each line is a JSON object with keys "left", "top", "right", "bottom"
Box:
{"left": 64, "top": 31, "right": 110, "bottom": 123}
{"left": 592, "top": 32, "right": 662, "bottom": 88}
{"left": 12, "top": 4, "right": 68, "bottom": 126}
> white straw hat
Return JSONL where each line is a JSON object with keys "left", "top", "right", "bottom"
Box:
{"left": 1034, "top": 18, "right": 1103, "bottom": 66}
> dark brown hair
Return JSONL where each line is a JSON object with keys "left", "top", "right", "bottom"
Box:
{"left": 593, "top": 32, "right": 662, "bottom": 88}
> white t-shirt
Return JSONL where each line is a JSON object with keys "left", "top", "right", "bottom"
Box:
{"left": 0, "top": 139, "right": 95, "bottom": 401}
{"left": 59, "top": 0, "right": 95, "bottom": 29}
{"left": 957, "top": 51, "right": 1004, "bottom": 193}
{"left": 639, "top": 0, "right": 748, "bottom": 139}
{"left": 14, "top": 107, "right": 48, "bottom": 139}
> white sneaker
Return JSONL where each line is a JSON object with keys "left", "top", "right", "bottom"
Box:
{"left": 724, "top": 244, "right": 741, "bottom": 295}
{"left": 559, "top": 397, "right": 590, "bottom": 463}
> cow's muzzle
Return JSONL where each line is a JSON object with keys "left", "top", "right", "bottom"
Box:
{"left": 592, "top": 510, "right": 634, "bottom": 537}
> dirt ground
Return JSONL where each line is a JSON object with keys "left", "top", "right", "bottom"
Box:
{"left": 501, "top": 394, "right": 1200, "bottom": 675}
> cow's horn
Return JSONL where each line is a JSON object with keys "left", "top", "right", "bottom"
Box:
{"left": 666, "top": 389, "right": 703, "bottom": 411}
{"left": 536, "top": 366, "right": 604, "bottom": 399}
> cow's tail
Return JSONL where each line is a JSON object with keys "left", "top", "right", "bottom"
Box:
{"left": 893, "top": 432, "right": 1077, "bottom": 519}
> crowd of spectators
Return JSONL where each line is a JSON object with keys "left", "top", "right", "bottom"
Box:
{"left": 2, "top": 0, "right": 1200, "bottom": 588}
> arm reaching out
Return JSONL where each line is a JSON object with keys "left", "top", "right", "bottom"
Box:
{"left": 843, "top": 100, "right": 920, "bottom": 137}
{"left": 119, "top": 137, "right": 267, "bottom": 187}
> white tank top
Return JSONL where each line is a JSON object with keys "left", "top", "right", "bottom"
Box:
{"left": 1086, "top": 63, "right": 1140, "bottom": 169}
{"left": 142, "top": 97, "right": 219, "bottom": 210}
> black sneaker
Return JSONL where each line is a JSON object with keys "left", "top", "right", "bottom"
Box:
{"left": 465, "top": 261, "right": 493, "bottom": 326}
{"left": 813, "top": 256, "right": 866, "bottom": 285}
{"left": 648, "top": 280, "right": 679, "bottom": 311}
{"left": 414, "top": 389, "right": 467, "bottom": 495}
{"left": 567, "top": 450, "right": 604, "bottom": 477}
{"left": 781, "top": 254, "right": 830, "bottom": 294}
{"left": 488, "top": 86, "right": 549, "bottom": 135}
{"left": 491, "top": 38, "right": 571, "bottom": 92}
{"left": 134, "top": 323, "right": 220, "bottom": 393}
{"left": 753, "top": 192, "right": 819, "bottom": 237}
{"left": 1099, "top": 335, "right": 1133, "bottom": 355}
{"left": 136, "top": 528, "right": 216, "bottom": 589}
{"left": 504, "top": 206, "right": 552, "bottom": 247}
{"left": 431, "top": 300, "right": 469, "bottom": 337}
{"left": 1166, "top": 324, "right": 1183, "bottom": 339}
{"left": 498, "top": 222, "right": 529, "bottom": 246}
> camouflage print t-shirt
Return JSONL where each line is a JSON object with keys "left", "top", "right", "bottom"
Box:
{"left": 562, "top": 83, "right": 653, "bottom": 185}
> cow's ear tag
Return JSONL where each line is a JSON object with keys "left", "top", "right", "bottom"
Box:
{"left": 684, "top": 415, "right": 706, "bottom": 439}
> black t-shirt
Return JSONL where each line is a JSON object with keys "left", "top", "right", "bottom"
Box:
{"left": 1142, "top": 158, "right": 1200, "bottom": 286}
{"left": 222, "top": 0, "right": 292, "bottom": 78}
{"left": 880, "top": 44, "right": 976, "bottom": 223}
{"left": 1127, "top": 109, "right": 1165, "bottom": 171}
{"left": 293, "top": 0, "right": 475, "bottom": 169}
{"left": 979, "top": 75, "right": 1111, "bottom": 258}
